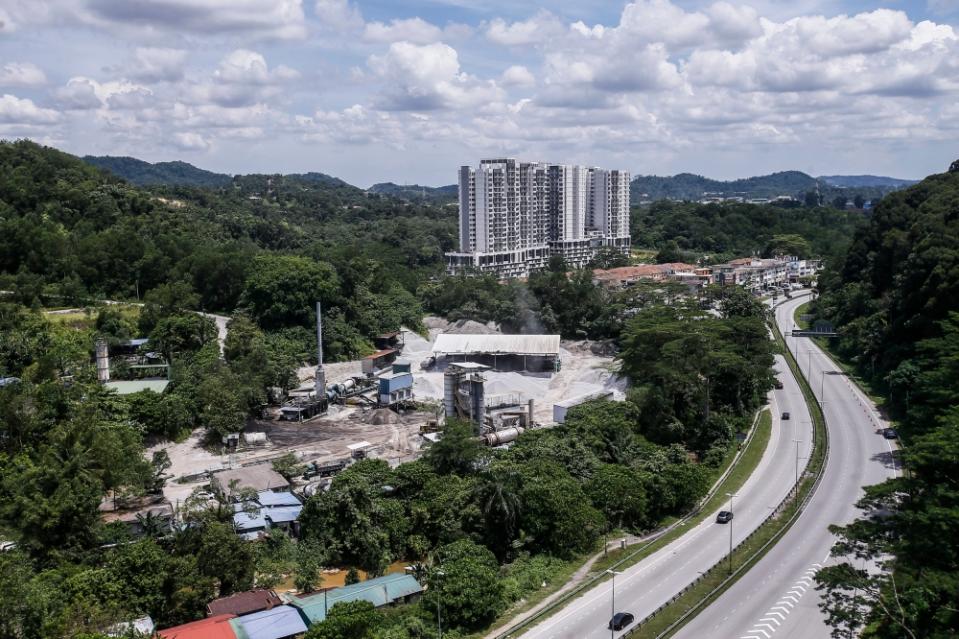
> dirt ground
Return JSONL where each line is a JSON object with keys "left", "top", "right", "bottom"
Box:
{"left": 150, "top": 404, "right": 430, "bottom": 505}
{"left": 154, "top": 320, "right": 624, "bottom": 505}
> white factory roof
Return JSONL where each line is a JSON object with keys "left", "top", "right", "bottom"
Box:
{"left": 431, "top": 334, "right": 561, "bottom": 356}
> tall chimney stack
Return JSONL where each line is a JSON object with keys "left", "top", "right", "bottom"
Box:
{"left": 314, "top": 302, "right": 326, "bottom": 398}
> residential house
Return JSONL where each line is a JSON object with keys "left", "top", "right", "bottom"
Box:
{"left": 286, "top": 573, "right": 423, "bottom": 625}
{"left": 207, "top": 589, "right": 283, "bottom": 617}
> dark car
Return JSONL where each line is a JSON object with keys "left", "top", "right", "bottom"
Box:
{"left": 773, "top": 379, "right": 784, "bottom": 389}
{"left": 716, "top": 510, "right": 734, "bottom": 524}
{"left": 609, "top": 612, "right": 635, "bottom": 631}
{"left": 782, "top": 411, "right": 791, "bottom": 420}
{"left": 882, "top": 428, "right": 898, "bottom": 440}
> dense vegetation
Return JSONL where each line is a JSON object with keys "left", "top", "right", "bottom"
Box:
{"left": 630, "top": 170, "right": 903, "bottom": 204}
{"left": 812, "top": 160, "right": 959, "bottom": 637}
{"left": 82, "top": 156, "right": 234, "bottom": 187}
{"left": 368, "top": 182, "right": 458, "bottom": 204}
{"left": 630, "top": 200, "right": 865, "bottom": 263}
{"left": 0, "top": 282, "right": 773, "bottom": 637}
{"left": 1, "top": 140, "right": 456, "bottom": 362}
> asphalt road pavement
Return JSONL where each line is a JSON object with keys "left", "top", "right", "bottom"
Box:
{"left": 518, "top": 346, "right": 813, "bottom": 639}
{"left": 674, "top": 294, "right": 899, "bottom": 639}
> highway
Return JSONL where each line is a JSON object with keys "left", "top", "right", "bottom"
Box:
{"left": 517, "top": 346, "right": 814, "bottom": 639}
{"left": 674, "top": 294, "right": 899, "bottom": 639}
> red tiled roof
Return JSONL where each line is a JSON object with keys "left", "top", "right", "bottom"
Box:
{"left": 207, "top": 589, "right": 282, "bottom": 617}
{"left": 157, "top": 614, "right": 237, "bottom": 639}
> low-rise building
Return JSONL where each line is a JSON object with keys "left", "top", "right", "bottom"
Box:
{"left": 157, "top": 613, "right": 238, "bottom": 639}
{"left": 286, "top": 573, "right": 423, "bottom": 625}
{"left": 233, "top": 490, "right": 303, "bottom": 540}
{"left": 208, "top": 589, "right": 283, "bottom": 617}
{"left": 213, "top": 466, "right": 290, "bottom": 499}
{"left": 230, "top": 605, "right": 307, "bottom": 639}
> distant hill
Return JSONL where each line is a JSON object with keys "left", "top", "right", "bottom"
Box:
{"left": 817, "top": 175, "right": 917, "bottom": 189}
{"left": 369, "top": 182, "right": 458, "bottom": 204}
{"left": 631, "top": 171, "right": 817, "bottom": 201}
{"left": 83, "top": 155, "right": 233, "bottom": 187}
{"left": 631, "top": 170, "right": 913, "bottom": 204}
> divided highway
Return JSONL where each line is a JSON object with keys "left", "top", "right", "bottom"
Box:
{"left": 674, "top": 294, "right": 899, "bottom": 639}
{"left": 518, "top": 348, "right": 813, "bottom": 638}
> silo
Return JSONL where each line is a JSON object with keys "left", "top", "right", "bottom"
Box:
{"left": 443, "top": 370, "right": 458, "bottom": 420}
{"left": 95, "top": 339, "right": 110, "bottom": 382}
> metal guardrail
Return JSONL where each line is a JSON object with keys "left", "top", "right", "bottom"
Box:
{"left": 621, "top": 293, "right": 831, "bottom": 638}
{"left": 494, "top": 293, "right": 826, "bottom": 639}
{"left": 494, "top": 403, "right": 768, "bottom": 638}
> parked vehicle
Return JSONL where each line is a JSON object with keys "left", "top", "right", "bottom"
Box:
{"left": 882, "top": 428, "right": 898, "bottom": 440}
{"left": 608, "top": 612, "right": 635, "bottom": 631}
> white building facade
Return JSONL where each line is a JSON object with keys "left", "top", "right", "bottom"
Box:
{"left": 447, "top": 158, "right": 631, "bottom": 278}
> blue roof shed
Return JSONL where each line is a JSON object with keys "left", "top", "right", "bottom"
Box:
{"left": 230, "top": 605, "right": 307, "bottom": 639}
{"left": 287, "top": 573, "right": 423, "bottom": 624}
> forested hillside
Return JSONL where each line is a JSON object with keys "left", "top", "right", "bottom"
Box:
{"left": 630, "top": 200, "right": 865, "bottom": 262}
{"left": 83, "top": 155, "right": 233, "bottom": 187}
{"left": 812, "top": 160, "right": 959, "bottom": 637}
{"left": 2, "top": 140, "right": 457, "bottom": 361}
{"left": 368, "top": 182, "right": 458, "bottom": 204}
{"left": 631, "top": 170, "right": 904, "bottom": 204}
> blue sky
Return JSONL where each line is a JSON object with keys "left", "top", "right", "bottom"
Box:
{"left": 1, "top": 0, "right": 958, "bottom": 186}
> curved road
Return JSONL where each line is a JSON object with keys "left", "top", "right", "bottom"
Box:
{"left": 675, "top": 294, "right": 899, "bottom": 639}
{"left": 518, "top": 347, "right": 813, "bottom": 638}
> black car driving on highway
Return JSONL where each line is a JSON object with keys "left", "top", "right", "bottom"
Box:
{"left": 609, "top": 612, "right": 635, "bottom": 631}
{"left": 716, "top": 510, "right": 734, "bottom": 524}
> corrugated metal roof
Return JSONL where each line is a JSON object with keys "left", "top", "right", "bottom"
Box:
{"left": 431, "top": 334, "right": 560, "bottom": 356}
{"left": 157, "top": 614, "right": 238, "bottom": 639}
{"left": 288, "top": 573, "right": 423, "bottom": 623}
{"left": 208, "top": 590, "right": 282, "bottom": 617}
{"left": 232, "top": 605, "right": 307, "bottom": 639}
{"left": 255, "top": 491, "right": 301, "bottom": 507}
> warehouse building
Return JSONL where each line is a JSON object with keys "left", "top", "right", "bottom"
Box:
{"left": 431, "top": 334, "right": 561, "bottom": 372}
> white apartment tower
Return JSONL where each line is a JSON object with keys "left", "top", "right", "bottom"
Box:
{"left": 447, "top": 158, "right": 631, "bottom": 278}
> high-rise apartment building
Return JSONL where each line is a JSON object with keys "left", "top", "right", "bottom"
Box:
{"left": 446, "top": 158, "right": 631, "bottom": 278}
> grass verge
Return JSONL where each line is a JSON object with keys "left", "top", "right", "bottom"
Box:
{"left": 623, "top": 310, "right": 828, "bottom": 638}
{"left": 593, "top": 409, "right": 772, "bottom": 576}
{"left": 487, "top": 408, "right": 773, "bottom": 639}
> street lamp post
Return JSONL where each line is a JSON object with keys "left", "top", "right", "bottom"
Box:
{"left": 607, "top": 569, "right": 622, "bottom": 638}
{"left": 434, "top": 569, "right": 445, "bottom": 639}
{"left": 726, "top": 492, "right": 738, "bottom": 574}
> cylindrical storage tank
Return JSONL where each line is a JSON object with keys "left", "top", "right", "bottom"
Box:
{"left": 443, "top": 371, "right": 457, "bottom": 419}
{"left": 469, "top": 374, "right": 485, "bottom": 434}
{"left": 342, "top": 378, "right": 356, "bottom": 393}
{"left": 95, "top": 339, "right": 110, "bottom": 382}
{"left": 484, "top": 427, "right": 524, "bottom": 446}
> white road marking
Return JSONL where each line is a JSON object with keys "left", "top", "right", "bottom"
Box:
{"left": 740, "top": 562, "right": 821, "bottom": 638}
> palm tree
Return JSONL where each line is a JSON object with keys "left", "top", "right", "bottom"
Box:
{"left": 473, "top": 468, "right": 522, "bottom": 558}
{"left": 136, "top": 510, "right": 167, "bottom": 538}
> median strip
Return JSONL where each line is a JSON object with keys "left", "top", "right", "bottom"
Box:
{"left": 622, "top": 301, "right": 829, "bottom": 638}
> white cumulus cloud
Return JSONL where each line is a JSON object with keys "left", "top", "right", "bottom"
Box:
{"left": 0, "top": 93, "right": 61, "bottom": 124}
{"left": 0, "top": 62, "right": 47, "bottom": 87}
